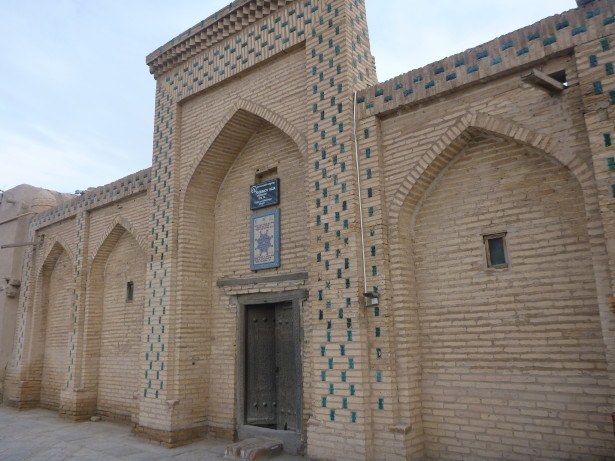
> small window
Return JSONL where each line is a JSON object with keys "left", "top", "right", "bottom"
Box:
{"left": 255, "top": 167, "right": 278, "bottom": 183}
{"left": 484, "top": 233, "right": 509, "bottom": 269}
{"left": 549, "top": 70, "right": 568, "bottom": 88}
{"left": 126, "top": 281, "right": 134, "bottom": 302}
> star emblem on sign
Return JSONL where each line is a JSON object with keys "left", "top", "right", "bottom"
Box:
{"left": 256, "top": 230, "right": 273, "bottom": 255}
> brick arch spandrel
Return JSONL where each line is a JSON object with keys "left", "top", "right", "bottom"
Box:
{"left": 36, "top": 236, "right": 75, "bottom": 282}
{"left": 182, "top": 98, "right": 307, "bottom": 195}
{"left": 88, "top": 216, "right": 148, "bottom": 269}
{"left": 389, "top": 112, "right": 596, "bottom": 236}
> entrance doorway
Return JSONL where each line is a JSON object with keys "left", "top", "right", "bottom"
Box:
{"left": 236, "top": 290, "right": 305, "bottom": 454}
{"left": 245, "top": 302, "right": 297, "bottom": 430}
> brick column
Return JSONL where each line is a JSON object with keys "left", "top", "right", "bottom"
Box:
{"left": 575, "top": 34, "right": 615, "bottom": 410}
{"left": 60, "top": 210, "right": 93, "bottom": 420}
{"left": 2, "top": 223, "right": 39, "bottom": 408}
{"left": 354, "top": 114, "right": 420, "bottom": 460}
{"left": 304, "top": 1, "right": 388, "bottom": 459}
{"left": 133, "top": 80, "right": 187, "bottom": 445}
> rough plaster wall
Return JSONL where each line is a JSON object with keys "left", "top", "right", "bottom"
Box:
{"left": 40, "top": 251, "right": 72, "bottom": 409}
{"left": 412, "top": 135, "right": 613, "bottom": 459}
{"left": 96, "top": 232, "right": 146, "bottom": 421}
{"left": 207, "top": 124, "right": 308, "bottom": 430}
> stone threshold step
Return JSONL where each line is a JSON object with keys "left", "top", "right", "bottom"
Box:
{"left": 225, "top": 437, "right": 284, "bottom": 461}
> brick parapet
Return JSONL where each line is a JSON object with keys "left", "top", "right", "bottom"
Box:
{"left": 355, "top": 0, "right": 615, "bottom": 119}
{"left": 154, "top": 4, "right": 309, "bottom": 108}
{"left": 31, "top": 169, "right": 151, "bottom": 231}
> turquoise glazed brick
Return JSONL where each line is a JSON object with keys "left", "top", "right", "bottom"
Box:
{"left": 590, "top": 55, "right": 599, "bottom": 67}
{"left": 501, "top": 41, "right": 514, "bottom": 50}
{"left": 517, "top": 47, "right": 529, "bottom": 56}
{"left": 572, "top": 26, "right": 587, "bottom": 36}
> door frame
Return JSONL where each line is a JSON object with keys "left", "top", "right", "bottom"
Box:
{"left": 235, "top": 289, "right": 307, "bottom": 454}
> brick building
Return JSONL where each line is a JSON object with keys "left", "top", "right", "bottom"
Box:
{"left": 2, "top": 0, "right": 615, "bottom": 459}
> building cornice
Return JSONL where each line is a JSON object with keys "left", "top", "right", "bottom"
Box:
{"left": 355, "top": 0, "right": 615, "bottom": 119}
{"left": 146, "top": 0, "right": 295, "bottom": 79}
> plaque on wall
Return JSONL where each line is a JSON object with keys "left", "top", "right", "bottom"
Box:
{"left": 250, "top": 208, "right": 281, "bottom": 271}
{"left": 250, "top": 179, "right": 280, "bottom": 210}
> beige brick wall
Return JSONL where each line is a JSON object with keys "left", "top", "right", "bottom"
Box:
{"left": 213, "top": 125, "right": 308, "bottom": 278}
{"left": 374, "top": 48, "right": 615, "bottom": 456}
{"left": 40, "top": 250, "right": 72, "bottom": 410}
{"left": 412, "top": 134, "right": 612, "bottom": 459}
{"left": 97, "top": 231, "right": 146, "bottom": 422}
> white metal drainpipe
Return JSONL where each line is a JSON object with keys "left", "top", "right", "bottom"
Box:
{"left": 352, "top": 91, "right": 368, "bottom": 296}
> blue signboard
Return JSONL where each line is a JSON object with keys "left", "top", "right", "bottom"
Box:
{"left": 250, "top": 209, "right": 281, "bottom": 271}
{"left": 250, "top": 179, "right": 280, "bottom": 210}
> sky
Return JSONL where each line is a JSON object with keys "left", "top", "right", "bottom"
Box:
{"left": 0, "top": 0, "right": 575, "bottom": 194}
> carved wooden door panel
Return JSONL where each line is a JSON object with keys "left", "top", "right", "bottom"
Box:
{"left": 245, "top": 304, "right": 276, "bottom": 426}
{"left": 275, "top": 302, "right": 297, "bottom": 431}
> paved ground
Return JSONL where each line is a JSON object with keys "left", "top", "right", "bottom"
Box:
{"left": 0, "top": 407, "right": 306, "bottom": 461}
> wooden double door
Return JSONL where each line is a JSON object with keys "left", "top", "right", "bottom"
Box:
{"left": 245, "top": 302, "right": 299, "bottom": 431}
